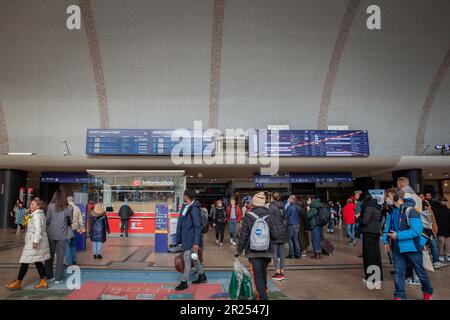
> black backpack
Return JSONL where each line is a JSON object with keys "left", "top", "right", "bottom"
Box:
{"left": 315, "top": 205, "right": 331, "bottom": 226}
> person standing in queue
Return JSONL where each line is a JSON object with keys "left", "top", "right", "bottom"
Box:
{"left": 226, "top": 197, "right": 242, "bottom": 246}
{"left": 4, "top": 198, "right": 51, "bottom": 290}
{"left": 175, "top": 189, "right": 206, "bottom": 291}
{"left": 307, "top": 197, "right": 323, "bottom": 259}
{"left": 236, "top": 192, "right": 274, "bottom": 300}
{"left": 285, "top": 195, "right": 301, "bottom": 259}
{"left": 65, "top": 196, "right": 84, "bottom": 266}
{"left": 90, "top": 203, "right": 110, "bottom": 259}
{"left": 268, "top": 192, "right": 288, "bottom": 280}
{"left": 118, "top": 199, "right": 134, "bottom": 238}
{"left": 45, "top": 190, "right": 73, "bottom": 284}
{"left": 211, "top": 199, "right": 226, "bottom": 247}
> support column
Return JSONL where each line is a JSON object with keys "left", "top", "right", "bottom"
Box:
{"left": 0, "top": 170, "right": 28, "bottom": 229}
{"left": 392, "top": 169, "right": 423, "bottom": 194}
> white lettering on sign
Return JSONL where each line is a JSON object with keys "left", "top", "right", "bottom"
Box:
{"left": 366, "top": 5, "right": 381, "bottom": 30}
{"left": 66, "top": 5, "right": 81, "bottom": 30}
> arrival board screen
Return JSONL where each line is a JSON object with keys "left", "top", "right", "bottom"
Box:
{"left": 248, "top": 130, "right": 369, "bottom": 157}
{"left": 86, "top": 129, "right": 215, "bottom": 156}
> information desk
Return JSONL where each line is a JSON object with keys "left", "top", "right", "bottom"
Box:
{"left": 106, "top": 212, "right": 179, "bottom": 235}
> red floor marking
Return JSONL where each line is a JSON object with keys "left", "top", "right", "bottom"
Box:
{"left": 64, "top": 282, "right": 224, "bottom": 300}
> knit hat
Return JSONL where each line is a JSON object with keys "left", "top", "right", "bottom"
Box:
{"left": 252, "top": 192, "right": 266, "bottom": 207}
{"left": 94, "top": 203, "right": 105, "bottom": 214}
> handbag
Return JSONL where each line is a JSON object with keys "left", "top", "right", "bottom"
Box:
{"left": 175, "top": 252, "right": 185, "bottom": 273}
{"left": 422, "top": 249, "right": 434, "bottom": 272}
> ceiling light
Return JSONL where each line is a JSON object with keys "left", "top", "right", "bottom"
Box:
{"left": 6, "top": 152, "right": 35, "bottom": 156}
{"left": 444, "top": 173, "right": 449, "bottom": 178}
{"left": 428, "top": 173, "right": 433, "bottom": 176}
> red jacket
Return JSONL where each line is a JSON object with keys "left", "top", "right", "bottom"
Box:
{"left": 226, "top": 205, "right": 243, "bottom": 223}
{"left": 343, "top": 203, "right": 356, "bottom": 224}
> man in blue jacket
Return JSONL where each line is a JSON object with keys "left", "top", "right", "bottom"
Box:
{"left": 175, "top": 189, "right": 206, "bottom": 291}
{"left": 383, "top": 191, "right": 433, "bottom": 300}
{"left": 285, "top": 195, "right": 301, "bottom": 259}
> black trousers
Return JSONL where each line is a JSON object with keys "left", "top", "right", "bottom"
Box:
{"left": 18, "top": 262, "right": 46, "bottom": 281}
{"left": 215, "top": 223, "right": 225, "bottom": 242}
{"left": 362, "top": 233, "right": 383, "bottom": 281}
{"left": 120, "top": 219, "right": 129, "bottom": 236}
{"left": 249, "top": 257, "right": 271, "bottom": 300}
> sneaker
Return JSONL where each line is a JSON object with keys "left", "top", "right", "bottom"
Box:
{"left": 447, "top": 255, "right": 450, "bottom": 262}
{"left": 272, "top": 274, "right": 285, "bottom": 281}
{"left": 301, "top": 252, "right": 307, "bottom": 257}
{"left": 423, "top": 293, "right": 432, "bottom": 300}
{"left": 97, "top": 255, "right": 103, "bottom": 259}
{"left": 230, "top": 239, "right": 233, "bottom": 244}
{"left": 439, "top": 256, "right": 445, "bottom": 262}
{"left": 271, "top": 273, "right": 280, "bottom": 279}
{"left": 54, "top": 281, "right": 62, "bottom": 284}
{"left": 219, "top": 243, "right": 223, "bottom": 247}
{"left": 175, "top": 281, "right": 188, "bottom": 291}
{"left": 192, "top": 274, "right": 207, "bottom": 284}
{"left": 215, "top": 240, "right": 219, "bottom": 246}
{"left": 93, "top": 255, "right": 98, "bottom": 259}
{"left": 278, "top": 273, "right": 286, "bottom": 281}
{"left": 433, "top": 262, "right": 445, "bottom": 269}
{"left": 47, "top": 277, "right": 56, "bottom": 282}
{"left": 232, "top": 241, "right": 237, "bottom": 246}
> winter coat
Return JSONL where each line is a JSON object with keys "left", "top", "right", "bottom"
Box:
{"left": 285, "top": 203, "right": 300, "bottom": 225}
{"left": 20, "top": 209, "right": 51, "bottom": 264}
{"left": 46, "top": 203, "right": 74, "bottom": 241}
{"left": 211, "top": 206, "right": 226, "bottom": 224}
{"left": 359, "top": 199, "right": 382, "bottom": 234}
{"left": 118, "top": 204, "right": 134, "bottom": 220}
{"left": 89, "top": 211, "right": 110, "bottom": 242}
{"left": 306, "top": 199, "right": 322, "bottom": 229}
{"left": 299, "top": 207, "right": 310, "bottom": 249}
{"left": 176, "top": 200, "right": 203, "bottom": 251}
{"left": 382, "top": 198, "right": 426, "bottom": 253}
{"left": 226, "top": 205, "right": 243, "bottom": 223}
{"left": 68, "top": 202, "right": 84, "bottom": 231}
{"left": 343, "top": 203, "right": 356, "bottom": 225}
{"left": 237, "top": 206, "right": 274, "bottom": 259}
{"left": 268, "top": 201, "right": 288, "bottom": 244}
{"left": 434, "top": 203, "right": 450, "bottom": 237}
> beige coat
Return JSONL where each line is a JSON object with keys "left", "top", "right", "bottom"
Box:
{"left": 20, "top": 209, "right": 51, "bottom": 264}
{"left": 68, "top": 202, "right": 84, "bottom": 231}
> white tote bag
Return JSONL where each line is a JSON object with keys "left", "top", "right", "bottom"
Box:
{"left": 422, "top": 249, "right": 434, "bottom": 272}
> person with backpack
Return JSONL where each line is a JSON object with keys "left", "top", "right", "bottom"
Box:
{"left": 268, "top": 192, "right": 288, "bottom": 280}
{"left": 382, "top": 191, "right": 433, "bottom": 300}
{"left": 211, "top": 199, "right": 226, "bottom": 247}
{"left": 118, "top": 200, "right": 134, "bottom": 238}
{"left": 285, "top": 195, "right": 301, "bottom": 259}
{"left": 226, "top": 197, "right": 242, "bottom": 246}
{"left": 327, "top": 201, "right": 336, "bottom": 234}
{"left": 307, "top": 197, "right": 323, "bottom": 259}
{"left": 359, "top": 194, "right": 383, "bottom": 288}
{"left": 175, "top": 190, "right": 206, "bottom": 291}
{"left": 343, "top": 198, "right": 357, "bottom": 245}
{"left": 236, "top": 192, "right": 274, "bottom": 300}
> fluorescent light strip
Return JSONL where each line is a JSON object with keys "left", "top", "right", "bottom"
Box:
{"left": 6, "top": 153, "right": 34, "bottom": 156}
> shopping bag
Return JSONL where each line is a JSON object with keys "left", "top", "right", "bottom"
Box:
{"left": 229, "top": 259, "right": 255, "bottom": 300}
{"left": 422, "top": 249, "right": 434, "bottom": 272}
{"left": 175, "top": 252, "right": 185, "bottom": 274}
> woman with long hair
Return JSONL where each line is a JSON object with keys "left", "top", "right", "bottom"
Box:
{"left": 44, "top": 190, "right": 74, "bottom": 283}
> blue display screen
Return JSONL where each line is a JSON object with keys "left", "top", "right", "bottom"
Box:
{"left": 248, "top": 130, "right": 369, "bottom": 157}
{"left": 253, "top": 173, "right": 353, "bottom": 184}
{"left": 86, "top": 129, "right": 215, "bottom": 156}
{"left": 41, "top": 172, "right": 95, "bottom": 184}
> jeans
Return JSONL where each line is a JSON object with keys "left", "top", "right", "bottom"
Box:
{"left": 430, "top": 238, "right": 440, "bottom": 263}
{"left": 345, "top": 224, "right": 355, "bottom": 242}
{"left": 328, "top": 218, "right": 334, "bottom": 231}
{"left": 229, "top": 220, "right": 238, "bottom": 243}
{"left": 92, "top": 241, "right": 103, "bottom": 255}
{"left": 311, "top": 227, "right": 322, "bottom": 253}
{"left": 287, "top": 224, "right": 300, "bottom": 257}
{"left": 45, "top": 239, "right": 67, "bottom": 281}
{"left": 392, "top": 246, "right": 433, "bottom": 299}
{"left": 181, "top": 249, "right": 204, "bottom": 282}
{"left": 65, "top": 236, "right": 77, "bottom": 265}
{"left": 120, "top": 219, "right": 129, "bottom": 236}
{"left": 249, "top": 258, "right": 271, "bottom": 300}
{"left": 273, "top": 243, "right": 286, "bottom": 270}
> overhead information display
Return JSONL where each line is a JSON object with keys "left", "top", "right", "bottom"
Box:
{"left": 248, "top": 130, "right": 369, "bottom": 157}
{"left": 86, "top": 129, "right": 215, "bottom": 156}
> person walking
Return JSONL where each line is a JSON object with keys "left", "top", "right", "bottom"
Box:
{"left": 45, "top": 190, "right": 73, "bottom": 284}
{"left": 352, "top": 191, "right": 362, "bottom": 238}
{"left": 118, "top": 200, "right": 134, "bottom": 238}
{"left": 268, "top": 192, "right": 288, "bottom": 280}
{"left": 285, "top": 195, "right": 301, "bottom": 259}
{"left": 382, "top": 192, "right": 433, "bottom": 300}
{"left": 359, "top": 195, "right": 383, "bottom": 288}
{"left": 327, "top": 201, "right": 336, "bottom": 234}
{"left": 226, "top": 197, "right": 242, "bottom": 246}
{"left": 15, "top": 201, "right": 27, "bottom": 233}
{"left": 433, "top": 196, "right": 450, "bottom": 263}
{"left": 335, "top": 201, "right": 343, "bottom": 228}
{"left": 236, "top": 192, "right": 274, "bottom": 300}
{"left": 307, "top": 197, "right": 323, "bottom": 259}
{"left": 211, "top": 199, "right": 226, "bottom": 247}
{"left": 90, "top": 203, "right": 110, "bottom": 259}
{"left": 65, "top": 196, "right": 84, "bottom": 266}
{"left": 175, "top": 190, "right": 206, "bottom": 291}
{"left": 421, "top": 201, "right": 444, "bottom": 268}
{"left": 343, "top": 199, "right": 357, "bottom": 245}
{"left": 4, "top": 198, "right": 51, "bottom": 290}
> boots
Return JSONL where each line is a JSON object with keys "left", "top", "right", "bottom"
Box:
{"left": 34, "top": 279, "right": 48, "bottom": 289}
{"left": 192, "top": 273, "right": 207, "bottom": 284}
{"left": 4, "top": 279, "right": 22, "bottom": 290}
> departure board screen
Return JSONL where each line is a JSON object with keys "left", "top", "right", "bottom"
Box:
{"left": 86, "top": 129, "right": 215, "bottom": 156}
{"left": 248, "top": 130, "right": 369, "bottom": 157}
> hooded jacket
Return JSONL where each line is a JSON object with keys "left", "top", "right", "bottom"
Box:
{"left": 176, "top": 200, "right": 203, "bottom": 251}
{"left": 306, "top": 199, "right": 322, "bottom": 229}
{"left": 237, "top": 206, "right": 274, "bottom": 258}
{"left": 268, "top": 201, "right": 288, "bottom": 243}
{"left": 359, "top": 198, "right": 382, "bottom": 234}
{"left": 118, "top": 203, "right": 134, "bottom": 220}
{"left": 90, "top": 210, "right": 110, "bottom": 242}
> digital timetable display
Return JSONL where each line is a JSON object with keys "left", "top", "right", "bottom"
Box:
{"left": 248, "top": 130, "right": 369, "bottom": 157}
{"left": 86, "top": 129, "right": 215, "bottom": 156}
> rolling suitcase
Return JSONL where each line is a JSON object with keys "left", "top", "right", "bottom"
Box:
{"left": 321, "top": 238, "right": 335, "bottom": 256}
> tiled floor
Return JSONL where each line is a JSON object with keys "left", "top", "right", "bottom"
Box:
{"left": 1, "top": 227, "right": 449, "bottom": 300}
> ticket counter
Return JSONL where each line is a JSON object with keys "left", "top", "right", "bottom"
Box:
{"left": 87, "top": 170, "right": 185, "bottom": 237}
